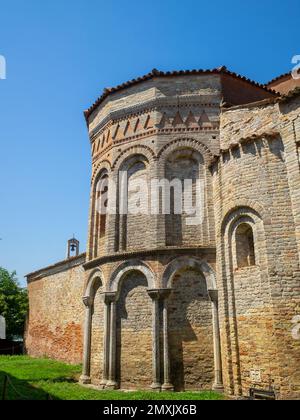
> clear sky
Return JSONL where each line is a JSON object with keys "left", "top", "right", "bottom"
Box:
{"left": 0, "top": 0, "right": 299, "bottom": 286}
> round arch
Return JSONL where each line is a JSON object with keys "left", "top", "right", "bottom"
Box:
{"left": 84, "top": 268, "right": 104, "bottom": 300}
{"left": 222, "top": 208, "right": 265, "bottom": 272}
{"left": 221, "top": 202, "right": 265, "bottom": 234}
{"left": 157, "top": 137, "right": 214, "bottom": 165}
{"left": 108, "top": 260, "right": 156, "bottom": 293}
{"left": 162, "top": 256, "right": 217, "bottom": 290}
{"left": 111, "top": 145, "right": 156, "bottom": 171}
{"left": 91, "top": 160, "right": 112, "bottom": 185}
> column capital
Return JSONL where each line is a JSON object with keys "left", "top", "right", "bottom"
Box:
{"left": 159, "top": 288, "right": 173, "bottom": 299}
{"left": 82, "top": 296, "right": 93, "bottom": 308}
{"left": 147, "top": 288, "right": 173, "bottom": 300}
{"left": 102, "top": 292, "right": 117, "bottom": 304}
{"left": 147, "top": 289, "right": 160, "bottom": 300}
{"left": 208, "top": 289, "right": 218, "bottom": 303}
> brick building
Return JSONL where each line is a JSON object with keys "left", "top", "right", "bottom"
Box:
{"left": 25, "top": 67, "right": 300, "bottom": 399}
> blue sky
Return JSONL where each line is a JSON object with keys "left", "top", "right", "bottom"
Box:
{"left": 0, "top": 0, "right": 299, "bottom": 286}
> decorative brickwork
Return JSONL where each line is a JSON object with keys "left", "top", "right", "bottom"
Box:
{"left": 26, "top": 70, "right": 300, "bottom": 399}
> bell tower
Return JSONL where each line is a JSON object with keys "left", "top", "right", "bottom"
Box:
{"left": 66, "top": 237, "right": 80, "bottom": 259}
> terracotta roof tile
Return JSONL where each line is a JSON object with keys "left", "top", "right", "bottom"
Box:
{"left": 222, "top": 87, "right": 300, "bottom": 112}
{"left": 266, "top": 72, "right": 292, "bottom": 86}
{"left": 279, "top": 86, "right": 300, "bottom": 102}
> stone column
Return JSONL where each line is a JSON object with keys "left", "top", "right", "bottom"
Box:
{"left": 80, "top": 296, "right": 93, "bottom": 384}
{"left": 208, "top": 290, "right": 224, "bottom": 392}
{"left": 161, "top": 289, "right": 174, "bottom": 392}
{"left": 148, "top": 290, "right": 161, "bottom": 391}
{"left": 100, "top": 293, "right": 111, "bottom": 388}
{"left": 106, "top": 293, "right": 118, "bottom": 389}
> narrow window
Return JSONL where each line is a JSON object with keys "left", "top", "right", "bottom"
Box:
{"left": 236, "top": 223, "right": 255, "bottom": 268}
{"left": 98, "top": 173, "right": 108, "bottom": 238}
{"left": 93, "top": 171, "right": 108, "bottom": 258}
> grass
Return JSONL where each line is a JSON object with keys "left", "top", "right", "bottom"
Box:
{"left": 0, "top": 356, "right": 224, "bottom": 400}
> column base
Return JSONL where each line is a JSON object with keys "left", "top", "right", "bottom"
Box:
{"left": 151, "top": 382, "right": 162, "bottom": 392}
{"left": 212, "top": 383, "right": 224, "bottom": 393}
{"left": 100, "top": 380, "right": 108, "bottom": 390}
{"left": 106, "top": 381, "right": 118, "bottom": 390}
{"left": 79, "top": 375, "right": 91, "bottom": 385}
{"left": 162, "top": 383, "right": 174, "bottom": 392}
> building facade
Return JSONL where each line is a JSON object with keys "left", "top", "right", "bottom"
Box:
{"left": 25, "top": 67, "right": 300, "bottom": 399}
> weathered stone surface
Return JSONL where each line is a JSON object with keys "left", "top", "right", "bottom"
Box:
{"left": 168, "top": 269, "right": 214, "bottom": 391}
{"left": 26, "top": 72, "right": 300, "bottom": 399}
{"left": 25, "top": 259, "right": 85, "bottom": 364}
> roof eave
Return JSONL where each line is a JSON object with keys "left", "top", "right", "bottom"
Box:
{"left": 84, "top": 66, "right": 279, "bottom": 122}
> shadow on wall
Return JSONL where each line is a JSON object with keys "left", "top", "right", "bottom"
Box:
{"left": 165, "top": 150, "right": 202, "bottom": 247}
{"left": 116, "top": 272, "right": 152, "bottom": 389}
{"left": 168, "top": 268, "right": 214, "bottom": 392}
{"left": 240, "top": 137, "right": 284, "bottom": 162}
{"left": 114, "top": 267, "right": 215, "bottom": 391}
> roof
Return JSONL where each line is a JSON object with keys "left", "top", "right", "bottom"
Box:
{"left": 266, "top": 72, "right": 292, "bottom": 86}
{"left": 279, "top": 86, "right": 300, "bottom": 102}
{"left": 223, "top": 86, "right": 300, "bottom": 111}
{"left": 26, "top": 253, "right": 86, "bottom": 280}
{"left": 84, "top": 66, "right": 279, "bottom": 120}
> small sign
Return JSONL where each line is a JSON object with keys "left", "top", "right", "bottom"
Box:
{"left": 250, "top": 370, "right": 261, "bottom": 383}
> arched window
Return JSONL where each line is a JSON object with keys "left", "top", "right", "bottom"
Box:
{"left": 117, "top": 155, "right": 149, "bottom": 252}
{"left": 93, "top": 170, "right": 109, "bottom": 258}
{"left": 98, "top": 173, "right": 108, "bottom": 238}
{"left": 165, "top": 148, "right": 202, "bottom": 246}
{"left": 236, "top": 223, "right": 256, "bottom": 268}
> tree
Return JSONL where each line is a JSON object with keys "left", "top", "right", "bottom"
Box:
{"left": 0, "top": 268, "right": 28, "bottom": 340}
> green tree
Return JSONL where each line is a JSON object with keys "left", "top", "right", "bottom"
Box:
{"left": 0, "top": 268, "right": 28, "bottom": 340}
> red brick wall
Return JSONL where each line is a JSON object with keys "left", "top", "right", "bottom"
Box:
{"left": 25, "top": 263, "right": 85, "bottom": 364}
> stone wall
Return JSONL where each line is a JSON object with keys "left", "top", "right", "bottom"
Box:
{"left": 26, "top": 72, "right": 300, "bottom": 399}
{"left": 25, "top": 256, "right": 85, "bottom": 364}
{"left": 168, "top": 268, "right": 214, "bottom": 391}
{"left": 87, "top": 74, "right": 223, "bottom": 261}
{"left": 116, "top": 271, "right": 152, "bottom": 389}
{"left": 90, "top": 283, "right": 104, "bottom": 384}
{"left": 214, "top": 95, "right": 300, "bottom": 399}
{"left": 85, "top": 250, "right": 217, "bottom": 389}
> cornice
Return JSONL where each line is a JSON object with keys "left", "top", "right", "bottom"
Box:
{"left": 83, "top": 247, "right": 216, "bottom": 270}
{"left": 92, "top": 125, "right": 219, "bottom": 163}
{"left": 209, "top": 131, "right": 280, "bottom": 168}
{"left": 89, "top": 96, "right": 221, "bottom": 141}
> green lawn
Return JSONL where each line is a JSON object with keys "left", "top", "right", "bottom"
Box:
{"left": 0, "top": 356, "right": 224, "bottom": 400}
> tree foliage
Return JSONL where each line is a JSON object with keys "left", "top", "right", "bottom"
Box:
{"left": 0, "top": 267, "right": 28, "bottom": 340}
